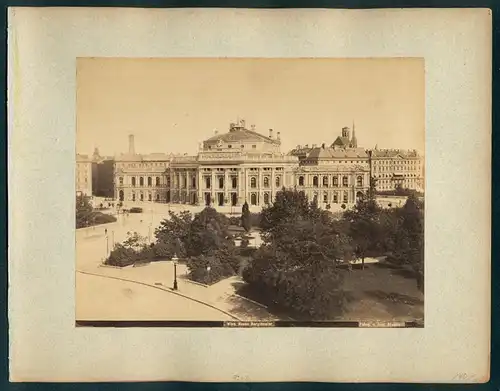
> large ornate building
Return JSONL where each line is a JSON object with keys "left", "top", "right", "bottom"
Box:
{"left": 87, "top": 120, "right": 424, "bottom": 208}
{"left": 114, "top": 135, "right": 172, "bottom": 203}
{"left": 167, "top": 120, "right": 298, "bottom": 207}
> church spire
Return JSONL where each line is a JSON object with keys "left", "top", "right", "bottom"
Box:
{"left": 351, "top": 120, "right": 358, "bottom": 148}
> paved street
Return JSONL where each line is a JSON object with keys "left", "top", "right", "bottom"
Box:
{"left": 76, "top": 272, "right": 234, "bottom": 321}
{"left": 76, "top": 203, "right": 278, "bottom": 322}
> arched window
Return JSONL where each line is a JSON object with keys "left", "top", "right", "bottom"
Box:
{"left": 323, "top": 192, "right": 328, "bottom": 203}
{"left": 148, "top": 193, "right": 152, "bottom": 201}
{"left": 119, "top": 177, "right": 123, "bottom": 186}
{"left": 148, "top": 177, "right": 152, "bottom": 187}
{"left": 156, "top": 177, "right": 160, "bottom": 186}
{"left": 131, "top": 177, "right": 136, "bottom": 187}
{"left": 139, "top": 177, "right": 144, "bottom": 186}
{"left": 132, "top": 192, "right": 136, "bottom": 201}
{"left": 140, "top": 192, "right": 144, "bottom": 201}
{"left": 323, "top": 176, "right": 328, "bottom": 187}
{"left": 264, "top": 193, "right": 270, "bottom": 204}
{"left": 156, "top": 193, "right": 160, "bottom": 201}
{"left": 232, "top": 177, "right": 237, "bottom": 189}
{"left": 298, "top": 176, "right": 305, "bottom": 186}
{"left": 342, "top": 176, "right": 348, "bottom": 186}
{"left": 313, "top": 176, "right": 319, "bottom": 187}
{"left": 333, "top": 193, "right": 338, "bottom": 203}
{"left": 205, "top": 177, "right": 211, "bottom": 189}
{"left": 119, "top": 190, "right": 124, "bottom": 201}
{"left": 251, "top": 177, "right": 257, "bottom": 188}
{"left": 263, "top": 177, "right": 270, "bottom": 187}
{"left": 333, "top": 177, "right": 338, "bottom": 186}
{"left": 275, "top": 176, "right": 281, "bottom": 187}
{"left": 219, "top": 177, "right": 224, "bottom": 189}
{"left": 357, "top": 176, "right": 363, "bottom": 187}
{"left": 251, "top": 193, "right": 257, "bottom": 205}
{"left": 192, "top": 177, "right": 196, "bottom": 188}
{"left": 343, "top": 192, "right": 348, "bottom": 203}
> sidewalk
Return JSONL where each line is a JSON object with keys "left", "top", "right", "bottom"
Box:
{"left": 86, "top": 261, "right": 278, "bottom": 321}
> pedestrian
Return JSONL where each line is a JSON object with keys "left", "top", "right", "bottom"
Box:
{"left": 105, "top": 228, "right": 108, "bottom": 236}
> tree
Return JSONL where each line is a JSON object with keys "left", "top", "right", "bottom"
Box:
{"left": 183, "top": 207, "right": 239, "bottom": 283}
{"left": 343, "top": 177, "right": 382, "bottom": 269}
{"left": 241, "top": 201, "right": 252, "bottom": 232}
{"left": 243, "top": 219, "right": 352, "bottom": 319}
{"left": 76, "top": 194, "right": 94, "bottom": 228}
{"left": 259, "top": 189, "right": 327, "bottom": 242}
{"left": 243, "top": 189, "right": 353, "bottom": 319}
{"left": 154, "top": 210, "right": 193, "bottom": 258}
{"left": 399, "top": 193, "right": 425, "bottom": 291}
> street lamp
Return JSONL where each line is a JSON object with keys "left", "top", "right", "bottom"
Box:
{"left": 172, "top": 254, "right": 179, "bottom": 290}
{"left": 206, "top": 265, "right": 211, "bottom": 284}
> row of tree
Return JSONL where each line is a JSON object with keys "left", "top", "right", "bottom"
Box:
{"left": 242, "top": 179, "right": 424, "bottom": 319}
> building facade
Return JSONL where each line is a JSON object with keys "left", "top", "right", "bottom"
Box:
{"left": 76, "top": 154, "right": 92, "bottom": 196}
{"left": 114, "top": 135, "right": 172, "bottom": 203}
{"left": 370, "top": 148, "right": 424, "bottom": 192}
{"left": 95, "top": 120, "right": 424, "bottom": 208}
{"left": 168, "top": 120, "right": 298, "bottom": 207}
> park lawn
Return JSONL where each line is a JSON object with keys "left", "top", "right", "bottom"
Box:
{"left": 340, "top": 262, "right": 424, "bottom": 322}
{"left": 236, "top": 261, "right": 424, "bottom": 323}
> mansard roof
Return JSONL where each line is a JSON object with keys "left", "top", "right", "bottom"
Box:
{"left": 371, "top": 149, "right": 420, "bottom": 158}
{"left": 204, "top": 124, "right": 280, "bottom": 146}
{"left": 306, "top": 147, "right": 368, "bottom": 160}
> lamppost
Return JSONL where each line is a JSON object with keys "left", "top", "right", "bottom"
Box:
{"left": 206, "top": 265, "right": 211, "bottom": 284}
{"left": 172, "top": 254, "right": 178, "bottom": 290}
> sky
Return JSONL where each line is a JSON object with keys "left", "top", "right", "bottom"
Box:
{"left": 76, "top": 57, "right": 424, "bottom": 156}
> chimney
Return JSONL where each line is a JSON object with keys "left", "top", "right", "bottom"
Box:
{"left": 277, "top": 131, "right": 281, "bottom": 140}
{"left": 269, "top": 129, "right": 274, "bottom": 138}
{"left": 322, "top": 143, "right": 326, "bottom": 149}
{"left": 128, "top": 134, "right": 135, "bottom": 155}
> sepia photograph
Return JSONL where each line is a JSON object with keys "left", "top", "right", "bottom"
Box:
{"left": 9, "top": 7, "right": 490, "bottom": 382}
{"left": 75, "top": 57, "right": 425, "bottom": 327}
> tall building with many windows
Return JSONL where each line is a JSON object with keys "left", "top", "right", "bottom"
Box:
{"left": 369, "top": 148, "right": 424, "bottom": 192}
{"left": 114, "top": 134, "right": 172, "bottom": 202}
{"left": 105, "top": 121, "right": 424, "bottom": 208}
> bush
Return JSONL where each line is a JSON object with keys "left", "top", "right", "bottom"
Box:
{"left": 130, "top": 207, "right": 143, "bottom": 213}
{"left": 186, "top": 253, "right": 237, "bottom": 285}
{"left": 228, "top": 216, "right": 241, "bottom": 226}
{"left": 105, "top": 244, "right": 138, "bottom": 267}
{"left": 92, "top": 212, "right": 117, "bottom": 225}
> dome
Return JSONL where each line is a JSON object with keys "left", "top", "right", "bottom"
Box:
{"left": 204, "top": 121, "right": 280, "bottom": 146}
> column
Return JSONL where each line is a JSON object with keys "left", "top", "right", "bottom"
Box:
{"left": 237, "top": 168, "right": 244, "bottom": 205}
{"left": 197, "top": 169, "right": 203, "bottom": 205}
{"left": 224, "top": 169, "right": 229, "bottom": 205}
{"left": 211, "top": 170, "right": 216, "bottom": 204}
{"left": 186, "top": 171, "right": 190, "bottom": 204}
{"left": 258, "top": 168, "right": 263, "bottom": 206}
{"left": 271, "top": 168, "right": 275, "bottom": 202}
{"left": 244, "top": 168, "right": 248, "bottom": 204}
